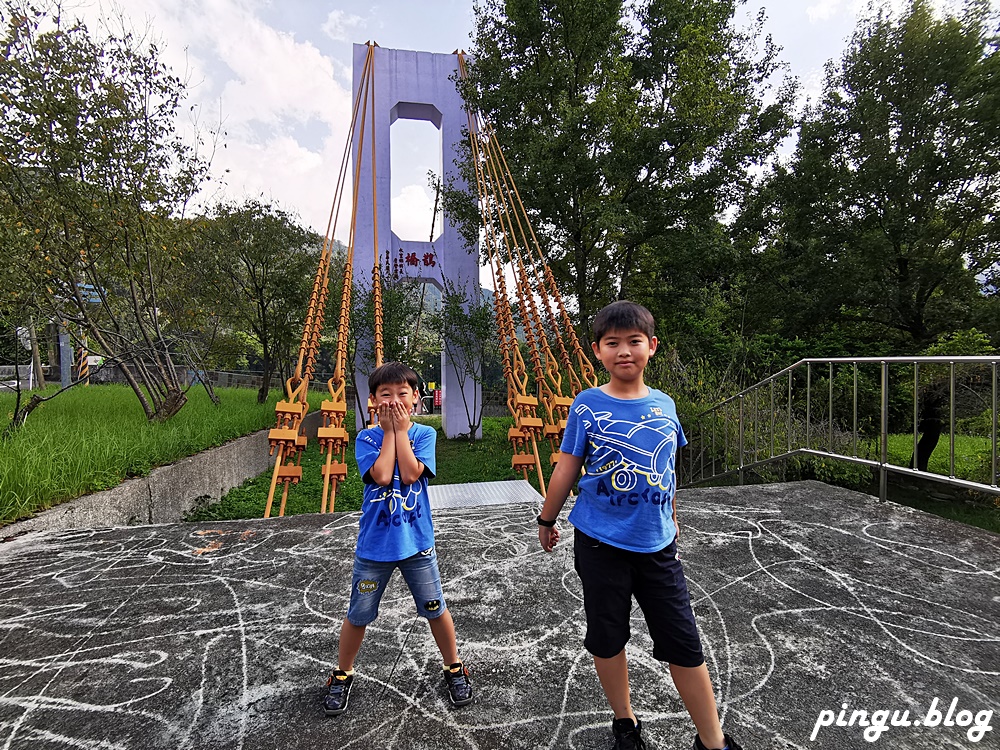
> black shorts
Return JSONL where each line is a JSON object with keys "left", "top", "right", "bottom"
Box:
{"left": 573, "top": 529, "right": 705, "bottom": 667}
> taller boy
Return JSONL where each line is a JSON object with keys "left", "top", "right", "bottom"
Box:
{"left": 323, "top": 361, "right": 472, "bottom": 716}
{"left": 537, "top": 302, "right": 743, "bottom": 750}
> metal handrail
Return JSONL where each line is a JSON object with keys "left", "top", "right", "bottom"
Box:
{"left": 681, "top": 356, "right": 1000, "bottom": 500}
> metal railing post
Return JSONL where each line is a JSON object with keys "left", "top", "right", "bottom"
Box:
{"left": 880, "top": 361, "right": 888, "bottom": 501}
{"left": 700, "top": 421, "right": 705, "bottom": 480}
{"left": 753, "top": 386, "right": 759, "bottom": 465}
{"left": 993, "top": 362, "right": 998, "bottom": 488}
{"left": 738, "top": 395, "right": 745, "bottom": 485}
{"left": 806, "top": 362, "right": 812, "bottom": 450}
{"left": 787, "top": 370, "right": 793, "bottom": 454}
{"left": 852, "top": 364, "right": 858, "bottom": 458}
{"left": 770, "top": 379, "right": 775, "bottom": 459}
{"left": 688, "top": 423, "right": 695, "bottom": 480}
{"left": 913, "top": 363, "right": 919, "bottom": 471}
{"left": 829, "top": 362, "right": 834, "bottom": 451}
{"left": 950, "top": 361, "right": 956, "bottom": 478}
{"left": 724, "top": 408, "right": 729, "bottom": 474}
{"left": 712, "top": 414, "right": 717, "bottom": 479}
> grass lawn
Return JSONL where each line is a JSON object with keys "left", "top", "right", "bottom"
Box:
{"left": 185, "top": 415, "right": 555, "bottom": 521}
{"left": 0, "top": 384, "right": 325, "bottom": 526}
{"left": 883, "top": 433, "right": 994, "bottom": 483}
{"left": 5, "top": 383, "right": 994, "bottom": 537}
{"left": 834, "top": 434, "right": 1000, "bottom": 534}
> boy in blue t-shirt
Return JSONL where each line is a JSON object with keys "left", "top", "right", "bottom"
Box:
{"left": 537, "top": 301, "right": 744, "bottom": 750}
{"left": 323, "top": 362, "right": 472, "bottom": 716}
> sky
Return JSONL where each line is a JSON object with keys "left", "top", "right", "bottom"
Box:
{"left": 70, "top": 0, "right": 962, "bottom": 252}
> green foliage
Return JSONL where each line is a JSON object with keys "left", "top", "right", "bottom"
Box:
{"left": 0, "top": 0, "right": 212, "bottom": 421}
{"left": 428, "top": 278, "right": 501, "bottom": 437}
{"left": 922, "top": 328, "right": 997, "bottom": 357}
{"left": 764, "top": 454, "right": 873, "bottom": 490}
{"left": 456, "top": 0, "right": 796, "bottom": 334}
{"left": 884, "top": 432, "right": 992, "bottom": 481}
{"left": 186, "top": 199, "right": 323, "bottom": 402}
{"left": 956, "top": 408, "right": 994, "bottom": 436}
{"left": 740, "top": 0, "right": 1000, "bottom": 353}
{"left": 0, "top": 384, "right": 324, "bottom": 525}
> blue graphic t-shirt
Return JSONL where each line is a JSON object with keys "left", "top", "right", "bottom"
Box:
{"left": 354, "top": 422, "right": 437, "bottom": 562}
{"left": 561, "top": 387, "right": 687, "bottom": 553}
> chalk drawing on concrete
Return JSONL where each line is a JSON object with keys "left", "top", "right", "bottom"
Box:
{"left": 0, "top": 483, "right": 997, "bottom": 749}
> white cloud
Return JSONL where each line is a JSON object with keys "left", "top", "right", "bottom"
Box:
{"left": 322, "top": 9, "right": 365, "bottom": 42}
{"left": 806, "top": 0, "right": 843, "bottom": 23}
{"left": 74, "top": 0, "right": 353, "bottom": 233}
{"left": 805, "top": 0, "right": 950, "bottom": 24}
{"left": 391, "top": 184, "right": 439, "bottom": 242}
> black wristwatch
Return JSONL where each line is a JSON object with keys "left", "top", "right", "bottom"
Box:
{"left": 536, "top": 514, "right": 556, "bottom": 527}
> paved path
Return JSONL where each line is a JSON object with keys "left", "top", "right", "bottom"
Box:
{"left": 0, "top": 481, "right": 997, "bottom": 749}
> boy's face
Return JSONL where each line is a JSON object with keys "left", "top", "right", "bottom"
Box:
{"left": 373, "top": 380, "right": 420, "bottom": 413}
{"left": 591, "top": 327, "right": 657, "bottom": 382}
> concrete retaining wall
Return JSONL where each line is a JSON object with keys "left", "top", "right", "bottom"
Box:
{"left": 1, "top": 411, "right": 322, "bottom": 539}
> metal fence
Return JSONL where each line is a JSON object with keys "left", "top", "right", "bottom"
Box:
{"left": 0, "top": 365, "right": 36, "bottom": 391}
{"left": 681, "top": 356, "right": 1000, "bottom": 500}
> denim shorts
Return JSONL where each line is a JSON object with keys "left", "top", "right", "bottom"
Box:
{"left": 574, "top": 529, "right": 704, "bottom": 667}
{"left": 346, "top": 547, "right": 447, "bottom": 627}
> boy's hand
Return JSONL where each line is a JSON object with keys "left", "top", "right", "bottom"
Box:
{"left": 390, "top": 400, "right": 409, "bottom": 422}
{"left": 377, "top": 401, "right": 395, "bottom": 432}
{"left": 538, "top": 524, "right": 560, "bottom": 552}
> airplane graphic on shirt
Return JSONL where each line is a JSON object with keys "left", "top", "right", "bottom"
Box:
{"left": 574, "top": 403, "right": 680, "bottom": 492}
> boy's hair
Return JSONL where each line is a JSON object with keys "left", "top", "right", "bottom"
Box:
{"left": 368, "top": 361, "right": 420, "bottom": 396}
{"left": 592, "top": 300, "right": 655, "bottom": 343}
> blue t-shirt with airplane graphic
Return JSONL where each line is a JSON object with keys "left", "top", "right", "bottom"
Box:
{"left": 561, "top": 387, "right": 687, "bottom": 553}
{"left": 355, "top": 422, "right": 437, "bottom": 562}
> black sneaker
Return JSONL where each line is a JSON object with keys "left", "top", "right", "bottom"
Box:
{"left": 443, "top": 662, "right": 473, "bottom": 706}
{"left": 612, "top": 717, "right": 648, "bottom": 750}
{"left": 323, "top": 670, "right": 353, "bottom": 716}
{"left": 693, "top": 732, "right": 743, "bottom": 750}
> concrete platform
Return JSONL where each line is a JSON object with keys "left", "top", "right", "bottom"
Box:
{"left": 0, "top": 481, "right": 997, "bottom": 749}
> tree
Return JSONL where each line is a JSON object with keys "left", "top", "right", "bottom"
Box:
{"left": 742, "top": 0, "right": 1000, "bottom": 352}
{"left": 0, "top": 0, "right": 212, "bottom": 422}
{"left": 189, "top": 199, "right": 322, "bottom": 403}
{"left": 454, "top": 0, "right": 795, "bottom": 335}
{"left": 430, "top": 278, "right": 500, "bottom": 439}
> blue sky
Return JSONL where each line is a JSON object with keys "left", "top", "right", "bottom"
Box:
{"left": 75, "top": 0, "right": 959, "bottom": 245}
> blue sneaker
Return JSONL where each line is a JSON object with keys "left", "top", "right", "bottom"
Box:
{"left": 323, "top": 670, "right": 353, "bottom": 716}
{"left": 443, "top": 662, "right": 473, "bottom": 706}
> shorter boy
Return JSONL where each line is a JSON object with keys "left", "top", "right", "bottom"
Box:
{"left": 537, "top": 301, "right": 743, "bottom": 750}
{"left": 323, "top": 361, "right": 472, "bottom": 715}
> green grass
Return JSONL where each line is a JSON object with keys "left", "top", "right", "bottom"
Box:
{"left": 185, "top": 414, "right": 555, "bottom": 521}
{"left": 814, "top": 434, "right": 1000, "bottom": 534}
{"left": 883, "top": 434, "right": 1000, "bottom": 534}
{"left": 7, "top": 383, "right": 993, "bottom": 536}
{"left": 0, "top": 384, "right": 325, "bottom": 526}
{"left": 883, "top": 433, "right": 993, "bottom": 482}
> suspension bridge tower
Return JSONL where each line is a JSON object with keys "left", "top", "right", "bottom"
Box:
{"left": 352, "top": 43, "right": 482, "bottom": 438}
